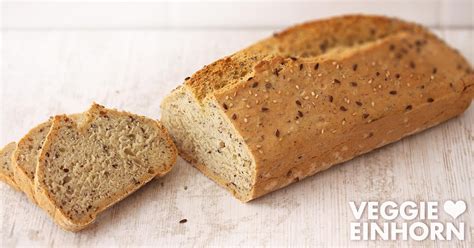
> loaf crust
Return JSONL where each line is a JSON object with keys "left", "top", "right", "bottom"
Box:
{"left": 162, "top": 15, "right": 473, "bottom": 202}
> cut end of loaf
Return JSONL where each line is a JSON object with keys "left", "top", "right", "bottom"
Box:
{"left": 35, "top": 103, "right": 177, "bottom": 231}
{"left": 161, "top": 88, "right": 256, "bottom": 201}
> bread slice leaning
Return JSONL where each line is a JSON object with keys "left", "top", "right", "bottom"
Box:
{"left": 13, "top": 115, "right": 81, "bottom": 203}
{"left": 34, "top": 103, "right": 177, "bottom": 231}
{"left": 13, "top": 120, "right": 52, "bottom": 202}
{"left": 0, "top": 142, "right": 19, "bottom": 190}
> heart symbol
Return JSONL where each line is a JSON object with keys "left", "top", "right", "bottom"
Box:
{"left": 443, "top": 200, "right": 466, "bottom": 219}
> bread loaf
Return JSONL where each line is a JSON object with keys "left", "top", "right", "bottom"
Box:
{"left": 34, "top": 103, "right": 177, "bottom": 231}
{"left": 161, "top": 15, "right": 474, "bottom": 202}
{"left": 0, "top": 142, "right": 19, "bottom": 190}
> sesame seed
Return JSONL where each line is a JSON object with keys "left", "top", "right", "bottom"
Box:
{"left": 371, "top": 101, "right": 375, "bottom": 107}
{"left": 243, "top": 118, "right": 248, "bottom": 123}
{"left": 318, "top": 73, "right": 323, "bottom": 77}
{"left": 274, "top": 68, "right": 282, "bottom": 76}
{"left": 368, "top": 79, "right": 373, "bottom": 84}
{"left": 295, "top": 85, "right": 300, "bottom": 89}
{"left": 304, "top": 96, "right": 309, "bottom": 100}
{"left": 321, "top": 129, "right": 325, "bottom": 134}
{"left": 311, "top": 91, "right": 315, "bottom": 96}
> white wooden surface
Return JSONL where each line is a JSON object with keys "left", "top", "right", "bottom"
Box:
{"left": 1, "top": 2, "right": 473, "bottom": 247}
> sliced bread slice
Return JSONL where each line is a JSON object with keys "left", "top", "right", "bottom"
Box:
{"left": 0, "top": 142, "right": 19, "bottom": 190}
{"left": 13, "top": 114, "right": 82, "bottom": 203}
{"left": 34, "top": 103, "right": 177, "bottom": 231}
{"left": 13, "top": 120, "right": 52, "bottom": 202}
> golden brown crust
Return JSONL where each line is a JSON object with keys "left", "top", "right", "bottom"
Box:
{"left": 174, "top": 15, "right": 473, "bottom": 202}
{"left": 34, "top": 104, "right": 178, "bottom": 231}
{"left": 185, "top": 15, "right": 428, "bottom": 101}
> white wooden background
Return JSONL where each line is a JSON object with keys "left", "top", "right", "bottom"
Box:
{"left": 0, "top": 1, "right": 473, "bottom": 247}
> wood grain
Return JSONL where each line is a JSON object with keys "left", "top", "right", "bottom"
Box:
{"left": 0, "top": 28, "right": 472, "bottom": 247}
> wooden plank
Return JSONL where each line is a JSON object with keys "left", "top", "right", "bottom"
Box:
{"left": 0, "top": 29, "right": 472, "bottom": 246}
